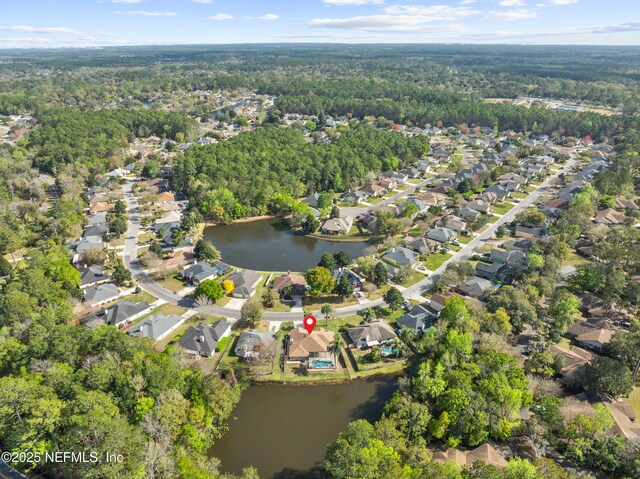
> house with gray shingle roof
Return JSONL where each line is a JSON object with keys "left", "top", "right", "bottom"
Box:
{"left": 76, "top": 235, "right": 106, "bottom": 253}
{"left": 84, "top": 283, "right": 118, "bottom": 306}
{"left": 79, "top": 265, "right": 111, "bottom": 289}
{"left": 178, "top": 320, "right": 232, "bottom": 358}
{"left": 235, "top": 330, "right": 276, "bottom": 360}
{"left": 88, "top": 212, "right": 108, "bottom": 226}
{"left": 348, "top": 321, "right": 397, "bottom": 349}
{"left": 182, "top": 262, "right": 217, "bottom": 285}
{"left": 397, "top": 304, "right": 436, "bottom": 335}
{"left": 457, "top": 277, "right": 494, "bottom": 299}
{"left": 427, "top": 227, "right": 457, "bottom": 244}
{"left": 128, "top": 314, "right": 184, "bottom": 341}
{"left": 384, "top": 246, "right": 419, "bottom": 266}
{"left": 228, "top": 270, "right": 262, "bottom": 298}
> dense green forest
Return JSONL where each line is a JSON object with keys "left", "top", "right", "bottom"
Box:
{"left": 172, "top": 125, "right": 429, "bottom": 220}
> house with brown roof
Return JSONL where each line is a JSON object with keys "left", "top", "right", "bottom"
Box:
{"left": 567, "top": 323, "right": 615, "bottom": 352}
{"left": 361, "top": 182, "right": 386, "bottom": 197}
{"left": 417, "top": 191, "right": 446, "bottom": 206}
{"left": 550, "top": 344, "right": 594, "bottom": 375}
{"left": 433, "top": 444, "right": 508, "bottom": 469}
{"left": 286, "top": 327, "right": 336, "bottom": 369}
{"left": 377, "top": 179, "right": 397, "bottom": 190}
{"left": 321, "top": 216, "right": 353, "bottom": 235}
{"left": 89, "top": 202, "right": 111, "bottom": 214}
{"left": 273, "top": 273, "right": 307, "bottom": 299}
{"left": 155, "top": 191, "right": 176, "bottom": 204}
{"left": 594, "top": 208, "right": 627, "bottom": 225}
{"left": 614, "top": 197, "right": 639, "bottom": 210}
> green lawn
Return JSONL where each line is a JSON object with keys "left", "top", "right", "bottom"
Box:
{"left": 511, "top": 191, "right": 528, "bottom": 200}
{"left": 458, "top": 235, "right": 473, "bottom": 244}
{"left": 563, "top": 251, "right": 590, "bottom": 267}
{"left": 365, "top": 284, "right": 391, "bottom": 301}
{"left": 492, "top": 202, "right": 516, "bottom": 216}
{"left": 408, "top": 178, "right": 422, "bottom": 185}
{"left": 123, "top": 290, "right": 157, "bottom": 304}
{"left": 154, "top": 274, "right": 185, "bottom": 293}
{"left": 303, "top": 294, "right": 359, "bottom": 310}
{"left": 395, "top": 183, "right": 411, "bottom": 191}
{"left": 395, "top": 271, "right": 426, "bottom": 287}
{"left": 423, "top": 252, "right": 452, "bottom": 271}
{"left": 367, "top": 196, "right": 384, "bottom": 204}
{"left": 108, "top": 235, "right": 126, "bottom": 247}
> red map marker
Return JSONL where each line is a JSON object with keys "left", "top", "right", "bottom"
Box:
{"left": 303, "top": 315, "right": 317, "bottom": 334}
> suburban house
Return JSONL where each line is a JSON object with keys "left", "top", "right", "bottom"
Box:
{"left": 178, "top": 320, "right": 232, "bottom": 358}
{"left": 347, "top": 321, "right": 397, "bottom": 349}
{"left": 128, "top": 314, "right": 184, "bottom": 341}
{"left": 155, "top": 210, "right": 182, "bottom": 227}
{"left": 433, "top": 444, "right": 507, "bottom": 469}
{"left": 273, "top": 273, "right": 307, "bottom": 299}
{"left": 379, "top": 170, "right": 408, "bottom": 184}
{"left": 427, "top": 227, "right": 457, "bottom": 244}
{"left": 286, "top": 327, "right": 336, "bottom": 369}
{"left": 406, "top": 196, "right": 429, "bottom": 214}
{"left": 302, "top": 192, "right": 321, "bottom": 207}
{"left": 490, "top": 248, "right": 526, "bottom": 265}
{"left": 614, "top": 197, "right": 639, "bottom": 210}
{"left": 342, "top": 189, "right": 370, "bottom": 204}
{"left": 417, "top": 191, "right": 446, "bottom": 206}
{"left": 429, "top": 292, "right": 463, "bottom": 313}
{"left": 475, "top": 261, "right": 513, "bottom": 283}
{"left": 155, "top": 191, "right": 176, "bottom": 205}
{"left": 321, "top": 216, "right": 353, "bottom": 235}
{"left": 81, "top": 300, "right": 150, "bottom": 329}
{"left": 457, "top": 277, "right": 494, "bottom": 299}
{"left": 466, "top": 199, "right": 491, "bottom": 214}
{"left": 361, "top": 182, "right": 386, "bottom": 197}
{"left": 78, "top": 265, "right": 111, "bottom": 289}
{"left": 76, "top": 235, "right": 106, "bottom": 253}
{"left": 441, "top": 215, "right": 467, "bottom": 233}
{"left": 484, "top": 184, "right": 510, "bottom": 201}
{"left": 397, "top": 303, "right": 436, "bottom": 335}
{"left": 84, "top": 223, "right": 109, "bottom": 238}
{"left": 227, "top": 270, "right": 262, "bottom": 298}
{"left": 405, "top": 236, "right": 438, "bottom": 255}
{"left": 88, "top": 212, "right": 108, "bottom": 226}
{"left": 332, "top": 268, "right": 365, "bottom": 292}
{"left": 515, "top": 226, "right": 547, "bottom": 240}
{"left": 234, "top": 330, "right": 276, "bottom": 361}
{"left": 182, "top": 262, "right": 217, "bottom": 285}
{"left": 550, "top": 344, "right": 594, "bottom": 375}
{"left": 89, "top": 202, "right": 111, "bottom": 214}
{"left": 378, "top": 178, "right": 397, "bottom": 190}
{"left": 384, "top": 246, "right": 419, "bottom": 267}
{"left": 567, "top": 323, "right": 615, "bottom": 353}
{"left": 84, "top": 283, "right": 119, "bottom": 307}
{"left": 594, "top": 208, "right": 627, "bottom": 225}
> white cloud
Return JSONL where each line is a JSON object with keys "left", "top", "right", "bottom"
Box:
{"left": 548, "top": 0, "right": 578, "bottom": 4}
{"left": 310, "top": 15, "right": 467, "bottom": 32}
{"left": 485, "top": 9, "right": 539, "bottom": 21}
{"left": 499, "top": 0, "right": 525, "bottom": 6}
{"left": 383, "top": 5, "right": 477, "bottom": 17}
{"left": 464, "top": 20, "right": 640, "bottom": 40}
{"left": 208, "top": 14, "right": 234, "bottom": 20}
{"left": 255, "top": 13, "right": 280, "bottom": 21}
{"left": 461, "top": 0, "right": 476, "bottom": 4}
{"left": 111, "top": 0, "right": 143, "bottom": 4}
{"left": 0, "top": 25, "right": 80, "bottom": 35}
{"left": 116, "top": 11, "right": 177, "bottom": 17}
{"left": 322, "top": 0, "right": 385, "bottom": 5}
{"left": 192, "top": 0, "right": 215, "bottom": 3}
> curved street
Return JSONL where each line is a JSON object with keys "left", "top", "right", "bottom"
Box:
{"left": 123, "top": 157, "right": 577, "bottom": 321}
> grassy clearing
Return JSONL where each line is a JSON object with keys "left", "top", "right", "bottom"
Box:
{"left": 511, "top": 191, "right": 528, "bottom": 200}
{"left": 493, "top": 203, "right": 516, "bottom": 216}
{"left": 458, "top": 235, "right": 473, "bottom": 244}
{"left": 563, "top": 251, "right": 590, "bottom": 267}
{"left": 158, "top": 314, "right": 226, "bottom": 350}
{"left": 154, "top": 274, "right": 185, "bottom": 293}
{"left": 123, "top": 290, "right": 157, "bottom": 304}
{"left": 408, "top": 178, "right": 422, "bottom": 185}
{"left": 627, "top": 387, "right": 640, "bottom": 418}
{"left": 395, "top": 271, "right": 426, "bottom": 287}
{"left": 303, "top": 294, "right": 359, "bottom": 310}
{"left": 367, "top": 196, "right": 384, "bottom": 204}
{"left": 424, "top": 252, "right": 452, "bottom": 271}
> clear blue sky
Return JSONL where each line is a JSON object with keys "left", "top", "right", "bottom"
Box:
{"left": 1, "top": 0, "right": 639, "bottom": 48}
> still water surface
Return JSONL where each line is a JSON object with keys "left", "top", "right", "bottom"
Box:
{"left": 209, "top": 377, "right": 397, "bottom": 479}
{"left": 203, "top": 219, "right": 371, "bottom": 271}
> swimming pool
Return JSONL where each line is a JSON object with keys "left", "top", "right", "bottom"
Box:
{"left": 311, "top": 359, "right": 335, "bottom": 369}
{"left": 381, "top": 346, "right": 396, "bottom": 355}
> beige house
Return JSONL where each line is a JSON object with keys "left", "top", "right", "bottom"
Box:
{"left": 286, "top": 327, "right": 336, "bottom": 369}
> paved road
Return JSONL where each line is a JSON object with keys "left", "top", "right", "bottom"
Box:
{"left": 123, "top": 157, "right": 576, "bottom": 321}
